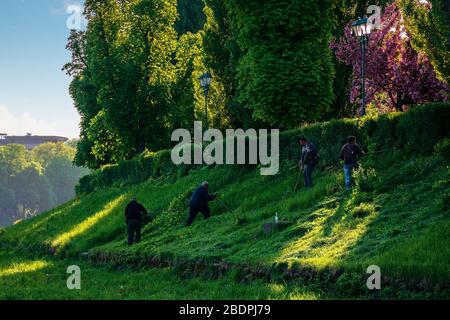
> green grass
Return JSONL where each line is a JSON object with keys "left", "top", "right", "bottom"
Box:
{"left": 0, "top": 149, "right": 449, "bottom": 299}
{"left": 0, "top": 251, "right": 323, "bottom": 300}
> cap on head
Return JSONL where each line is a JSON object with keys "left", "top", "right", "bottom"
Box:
{"left": 347, "top": 136, "right": 356, "bottom": 143}
{"left": 201, "top": 181, "right": 209, "bottom": 188}
{"left": 131, "top": 197, "right": 137, "bottom": 202}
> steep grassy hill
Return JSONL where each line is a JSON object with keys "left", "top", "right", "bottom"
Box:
{"left": 1, "top": 104, "right": 449, "bottom": 299}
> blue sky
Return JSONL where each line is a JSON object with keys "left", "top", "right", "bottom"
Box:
{"left": 0, "top": 0, "right": 84, "bottom": 139}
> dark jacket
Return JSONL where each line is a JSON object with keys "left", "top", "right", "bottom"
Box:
{"left": 125, "top": 200, "right": 148, "bottom": 222}
{"left": 340, "top": 143, "right": 364, "bottom": 165}
{"left": 301, "top": 142, "right": 319, "bottom": 165}
{"left": 189, "top": 186, "right": 215, "bottom": 208}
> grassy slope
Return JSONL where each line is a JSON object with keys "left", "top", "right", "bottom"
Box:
{"left": 1, "top": 144, "right": 449, "bottom": 300}
{"left": 0, "top": 251, "right": 321, "bottom": 300}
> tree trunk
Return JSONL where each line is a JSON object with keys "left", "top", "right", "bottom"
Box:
{"left": 395, "top": 90, "right": 415, "bottom": 112}
{"left": 136, "top": 129, "right": 146, "bottom": 155}
{"left": 395, "top": 90, "right": 405, "bottom": 112}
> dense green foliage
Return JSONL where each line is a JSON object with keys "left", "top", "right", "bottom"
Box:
{"left": 66, "top": 0, "right": 232, "bottom": 169}
{"left": 64, "top": 0, "right": 449, "bottom": 169}
{"left": 175, "top": 0, "right": 205, "bottom": 34}
{"left": 64, "top": 0, "right": 346, "bottom": 167}
{"left": 68, "top": 0, "right": 179, "bottom": 167}
{"left": 0, "top": 143, "right": 89, "bottom": 227}
{"left": 203, "top": 0, "right": 337, "bottom": 127}
{"left": 1, "top": 104, "right": 449, "bottom": 299}
{"left": 229, "top": 0, "right": 335, "bottom": 128}
{"left": 399, "top": 0, "right": 450, "bottom": 84}
{"left": 75, "top": 103, "right": 450, "bottom": 195}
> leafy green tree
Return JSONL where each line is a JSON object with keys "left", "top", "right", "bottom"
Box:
{"left": 176, "top": 0, "right": 205, "bottom": 34}
{"left": 0, "top": 143, "right": 88, "bottom": 226}
{"left": 11, "top": 164, "right": 55, "bottom": 219}
{"left": 32, "top": 142, "right": 90, "bottom": 204}
{"left": 31, "top": 142, "right": 75, "bottom": 168}
{"left": 0, "top": 185, "right": 16, "bottom": 226}
{"left": 45, "top": 157, "right": 88, "bottom": 204}
{"left": 64, "top": 29, "right": 107, "bottom": 168}
{"left": 67, "top": 0, "right": 209, "bottom": 168}
{"left": 228, "top": 0, "right": 335, "bottom": 129}
{"left": 0, "top": 144, "right": 33, "bottom": 175}
{"left": 399, "top": 0, "right": 450, "bottom": 84}
{"left": 202, "top": 1, "right": 249, "bottom": 127}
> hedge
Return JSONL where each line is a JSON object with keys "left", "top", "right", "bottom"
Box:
{"left": 76, "top": 102, "right": 450, "bottom": 195}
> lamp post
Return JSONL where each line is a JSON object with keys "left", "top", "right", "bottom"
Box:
{"left": 199, "top": 72, "right": 212, "bottom": 129}
{"left": 352, "top": 17, "right": 372, "bottom": 117}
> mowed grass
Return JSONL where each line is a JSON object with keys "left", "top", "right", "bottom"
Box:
{"left": 0, "top": 251, "right": 322, "bottom": 300}
{"left": 1, "top": 150, "right": 449, "bottom": 291}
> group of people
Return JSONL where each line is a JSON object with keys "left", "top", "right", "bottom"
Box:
{"left": 298, "top": 135, "right": 365, "bottom": 190}
{"left": 124, "top": 135, "right": 365, "bottom": 245}
{"left": 124, "top": 181, "right": 217, "bottom": 245}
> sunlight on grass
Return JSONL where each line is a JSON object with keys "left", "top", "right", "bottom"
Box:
{"left": 50, "top": 195, "right": 126, "bottom": 248}
{"left": 0, "top": 260, "right": 49, "bottom": 277}
{"left": 268, "top": 284, "right": 320, "bottom": 300}
{"left": 279, "top": 201, "right": 379, "bottom": 269}
{"left": 27, "top": 200, "right": 80, "bottom": 232}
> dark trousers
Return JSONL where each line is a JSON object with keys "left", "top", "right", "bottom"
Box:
{"left": 187, "top": 206, "right": 210, "bottom": 226}
{"left": 303, "top": 163, "right": 316, "bottom": 188}
{"left": 127, "top": 219, "right": 142, "bottom": 245}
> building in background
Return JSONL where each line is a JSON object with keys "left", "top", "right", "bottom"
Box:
{"left": 0, "top": 133, "right": 68, "bottom": 150}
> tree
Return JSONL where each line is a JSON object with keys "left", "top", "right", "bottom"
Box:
{"left": 329, "top": 0, "right": 395, "bottom": 118}
{"left": 11, "top": 164, "right": 56, "bottom": 219}
{"left": 31, "top": 142, "right": 75, "bottom": 168}
{"left": 0, "top": 185, "right": 16, "bottom": 226}
{"left": 66, "top": 0, "right": 217, "bottom": 169}
{"left": 202, "top": 1, "right": 250, "bottom": 127}
{"left": 0, "top": 143, "right": 88, "bottom": 227}
{"left": 175, "top": 0, "right": 205, "bottom": 34}
{"left": 331, "top": 2, "right": 449, "bottom": 112}
{"left": 399, "top": 0, "right": 450, "bottom": 84}
{"left": 227, "top": 0, "right": 335, "bottom": 129}
{"left": 32, "top": 142, "right": 89, "bottom": 204}
{"left": 45, "top": 157, "right": 87, "bottom": 204}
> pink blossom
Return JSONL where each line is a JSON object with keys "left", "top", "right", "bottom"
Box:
{"left": 330, "top": 3, "right": 449, "bottom": 112}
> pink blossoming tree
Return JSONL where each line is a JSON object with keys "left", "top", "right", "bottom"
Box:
{"left": 330, "top": 3, "right": 449, "bottom": 112}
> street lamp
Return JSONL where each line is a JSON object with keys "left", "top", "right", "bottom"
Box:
{"left": 352, "top": 17, "right": 372, "bottom": 116}
{"left": 199, "top": 72, "right": 213, "bottom": 129}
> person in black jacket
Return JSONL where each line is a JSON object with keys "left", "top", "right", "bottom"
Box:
{"left": 340, "top": 136, "right": 365, "bottom": 191}
{"left": 125, "top": 198, "right": 148, "bottom": 245}
{"left": 299, "top": 136, "right": 319, "bottom": 188}
{"left": 186, "top": 181, "right": 216, "bottom": 226}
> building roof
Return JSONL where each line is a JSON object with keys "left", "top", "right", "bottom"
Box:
{"left": 0, "top": 135, "right": 68, "bottom": 149}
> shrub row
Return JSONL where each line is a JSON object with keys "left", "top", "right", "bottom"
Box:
{"left": 76, "top": 102, "right": 450, "bottom": 195}
{"left": 76, "top": 150, "right": 185, "bottom": 195}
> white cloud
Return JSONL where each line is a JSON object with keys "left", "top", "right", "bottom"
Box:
{"left": 50, "top": 1, "right": 83, "bottom": 16}
{"left": 50, "top": 1, "right": 87, "bottom": 31}
{"left": 0, "top": 104, "right": 80, "bottom": 139}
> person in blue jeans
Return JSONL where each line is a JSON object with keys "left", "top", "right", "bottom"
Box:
{"left": 299, "top": 136, "right": 319, "bottom": 188}
{"left": 340, "top": 136, "right": 365, "bottom": 191}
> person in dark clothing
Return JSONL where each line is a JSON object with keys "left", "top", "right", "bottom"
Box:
{"left": 125, "top": 198, "right": 148, "bottom": 245}
{"left": 187, "top": 181, "right": 216, "bottom": 226}
{"left": 298, "top": 136, "right": 319, "bottom": 188}
{"left": 340, "top": 136, "right": 365, "bottom": 191}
